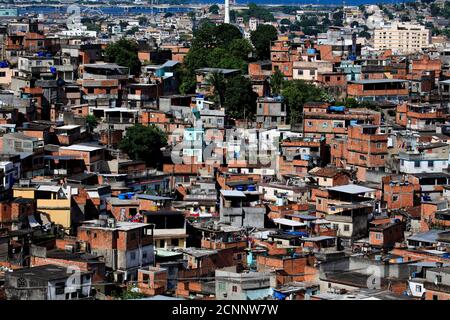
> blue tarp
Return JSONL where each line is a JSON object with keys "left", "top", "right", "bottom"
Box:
{"left": 273, "top": 290, "right": 287, "bottom": 300}
{"left": 285, "top": 231, "right": 309, "bottom": 237}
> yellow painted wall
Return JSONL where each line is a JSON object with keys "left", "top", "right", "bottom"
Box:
{"left": 37, "top": 199, "right": 72, "bottom": 229}
{"left": 13, "top": 189, "right": 35, "bottom": 199}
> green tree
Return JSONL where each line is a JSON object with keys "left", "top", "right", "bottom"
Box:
{"left": 119, "top": 124, "right": 168, "bottom": 167}
{"left": 280, "top": 18, "right": 292, "bottom": 26}
{"left": 126, "top": 26, "right": 139, "bottom": 35}
{"left": 214, "top": 23, "right": 243, "bottom": 48}
{"left": 281, "top": 80, "right": 327, "bottom": 124}
{"left": 235, "top": 3, "right": 275, "bottom": 22}
{"left": 209, "top": 4, "right": 219, "bottom": 14}
{"left": 342, "top": 98, "right": 360, "bottom": 108}
{"left": 250, "top": 24, "right": 278, "bottom": 60}
{"left": 104, "top": 38, "right": 142, "bottom": 76}
{"left": 359, "top": 31, "right": 371, "bottom": 39}
{"left": 206, "top": 71, "right": 226, "bottom": 108}
{"left": 228, "top": 38, "right": 253, "bottom": 61}
{"left": 270, "top": 69, "right": 284, "bottom": 96}
{"left": 179, "top": 23, "right": 249, "bottom": 93}
{"left": 86, "top": 114, "right": 99, "bottom": 133}
{"left": 223, "top": 76, "right": 258, "bottom": 120}
{"left": 138, "top": 16, "right": 148, "bottom": 26}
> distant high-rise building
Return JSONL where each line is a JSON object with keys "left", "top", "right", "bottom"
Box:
{"left": 373, "top": 23, "right": 431, "bottom": 54}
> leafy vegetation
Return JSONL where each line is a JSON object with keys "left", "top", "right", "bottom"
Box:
{"left": 250, "top": 24, "right": 278, "bottom": 60}
{"left": 270, "top": 69, "right": 284, "bottom": 96}
{"left": 119, "top": 124, "right": 168, "bottom": 167}
{"left": 223, "top": 76, "right": 258, "bottom": 120}
{"left": 235, "top": 3, "right": 275, "bottom": 22}
{"left": 178, "top": 22, "right": 252, "bottom": 94}
{"left": 85, "top": 115, "right": 99, "bottom": 133}
{"left": 209, "top": 4, "right": 219, "bottom": 15}
{"left": 281, "top": 80, "right": 329, "bottom": 124}
{"left": 104, "top": 38, "right": 142, "bottom": 76}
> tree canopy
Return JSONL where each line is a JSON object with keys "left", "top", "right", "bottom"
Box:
{"left": 223, "top": 76, "right": 258, "bottom": 120}
{"left": 250, "top": 24, "right": 278, "bottom": 60}
{"left": 281, "top": 80, "right": 328, "bottom": 124}
{"left": 104, "top": 38, "right": 142, "bottom": 76}
{"left": 236, "top": 3, "right": 275, "bottom": 22}
{"left": 270, "top": 69, "right": 284, "bottom": 96}
{"left": 179, "top": 23, "right": 252, "bottom": 94}
{"left": 85, "top": 115, "right": 99, "bottom": 134}
{"left": 209, "top": 4, "right": 219, "bottom": 15}
{"left": 119, "top": 124, "right": 168, "bottom": 167}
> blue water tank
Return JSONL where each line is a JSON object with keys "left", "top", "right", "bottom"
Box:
{"left": 350, "top": 120, "right": 358, "bottom": 126}
{"left": 328, "top": 106, "right": 345, "bottom": 113}
{"left": 50, "top": 66, "right": 57, "bottom": 74}
{"left": 0, "top": 61, "right": 8, "bottom": 68}
{"left": 306, "top": 48, "right": 316, "bottom": 55}
{"left": 118, "top": 193, "right": 127, "bottom": 200}
{"left": 247, "top": 185, "right": 256, "bottom": 192}
{"left": 37, "top": 51, "right": 44, "bottom": 57}
{"left": 236, "top": 185, "right": 245, "bottom": 191}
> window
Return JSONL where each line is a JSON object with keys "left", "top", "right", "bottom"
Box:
{"left": 376, "top": 143, "right": 382, "bottom": 148}
{"left": 307, "top": 121, "right": 313, "bottom": 127}
{"left": 433, "top": 295, "right": 438, "bottom": 300}
{"left": 393, "top": 195, "right": 399, "bottom": 202}
{"left": 171, "top": 238, "right": 179, "bottom": 246}
{"left": 130, "top": 252, "right": 136, "bottom": 261}
{"left": 414, "top": 161, "right": 421, "bottom": 168}
{"left": 322, "top": 122, "right": 328, "bottom": 128}
{"left": 0, "top": 72, "right": 5, "bottom": 77}
{"left": 375, "top": 233, "right": 382, "bottom": 240}
{"left": 55, "top": 283, "right": 65, "bottom": 295}
{"left": 232, "top": 285, "right": 238, "bottom": 292}
{"left": 436, "top": 275, "right": 442, "bottom": 284}
{"left": 159, "top": 240, "right": 165, "bottom": 248}
{"left": 344, "top": 225, "right": 350, "bottom": 232}
{"left": 428, "top": 161, "right": 434, "bottom": 168}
